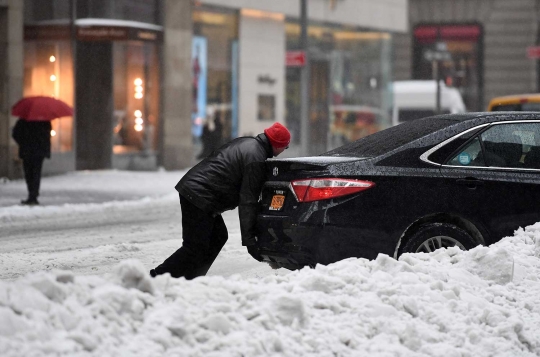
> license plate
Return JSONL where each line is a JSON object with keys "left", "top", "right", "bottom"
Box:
{"left": 269, "top": 194, "right": 285, "bottom": 211}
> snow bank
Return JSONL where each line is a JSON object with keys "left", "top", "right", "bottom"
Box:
{"left": 1, "top": 226, "right": 540, "bottom": 356}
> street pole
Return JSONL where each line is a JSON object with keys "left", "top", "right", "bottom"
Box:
{"left": 299, "top": 0, "right": 309, "bottom": 156}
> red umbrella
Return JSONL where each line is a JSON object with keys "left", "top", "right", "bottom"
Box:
{"left": 11, "top": 96, "right": 73, "bottom": 121}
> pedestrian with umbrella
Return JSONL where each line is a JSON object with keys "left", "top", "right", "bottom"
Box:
{"left": 11, "top": 96, "right": 73, "bottom": 205}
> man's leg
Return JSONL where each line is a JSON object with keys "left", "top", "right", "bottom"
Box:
{"left": 22, "top": 157, "right": 43, "bottom": 202}
{"left": 191, "top": 214, "right": 228, "bottom": 277}
{"left": 152, "top": 194, "right": 216, "bottom": 279}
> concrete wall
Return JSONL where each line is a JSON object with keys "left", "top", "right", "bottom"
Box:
{"left": 238, "top": 12, "right": 286, "bottom": 136}
{"left": 161, "top": 0, "right": 193, "bottom": 169}
{"left": 202, "top": 0, "right": 408, "bottom": 33}
{"left": 393, "top": 0, "right": 539, "bottom": 110}
{"left": 0, "top": 0, "right": 23, "bottom": 179}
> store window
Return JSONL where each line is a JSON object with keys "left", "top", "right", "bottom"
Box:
{"left": 24, "top": 0, "right": 161, "bottom": 25}
{"left": 193, "top": 7, "right": 239, "bottom": 142}
{"left": 413, "top": 23, "right": 483, "bottom": 111}
{"left": 286, "top": 23, "right": 392, "bottom": 152}
{"left": 23, "top": 41, "right": 74, "bottom": 153}
{"left": 113, "top": 41, "right": 160, "bottom": 154}
{"left": 77, "top": 0, "right": 161, "bottom": 24}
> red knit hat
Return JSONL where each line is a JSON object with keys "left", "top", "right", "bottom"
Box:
{"left": 264, "top": 122, "right": 291, "bottom": 149}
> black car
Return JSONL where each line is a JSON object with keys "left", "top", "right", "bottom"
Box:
{"left": 255, "top": 112, "right": 540, "bottom": 270}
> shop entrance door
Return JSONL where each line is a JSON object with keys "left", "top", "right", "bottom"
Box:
{"left": 310, "top": 60, "right": 330, "bottom": 155}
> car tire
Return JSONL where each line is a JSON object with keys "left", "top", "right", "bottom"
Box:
{"left": 399, "top": 223, "right": 477, "bottom": 256}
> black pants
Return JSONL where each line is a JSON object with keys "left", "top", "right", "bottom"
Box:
{"left": 22, "top": 156, "right": 45, "bottom": 201}
{"left": 153, "top": 194, "right": 228, "bottom": 279}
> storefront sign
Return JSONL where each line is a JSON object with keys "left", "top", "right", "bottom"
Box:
{"left": 258, "top": 75, "right": 276, "bottom": 85}
{"left": 527, "top": 46, "right": 540, "bottom": 59}
{"left": 77, "top": 26, "right": 128, "bottom": 41}
{"left": 286, "top": 50, "right": 306, "bottom": 67}
{"left": 25, "top": 25, "right": 71, "bottom": 40}
{"left": 25, "top": 25, "right": 162, "bottom": 42}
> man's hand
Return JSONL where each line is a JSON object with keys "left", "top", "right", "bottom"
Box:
{"left": 242, "top": 235, "right": 258, "bottom": 247}
{"left": 247, "top": 245, "right": 263, "bottom": 262}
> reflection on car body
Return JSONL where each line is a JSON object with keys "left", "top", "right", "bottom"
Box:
{"left": 255, "top": 112, "right": 540, "bottom": 270}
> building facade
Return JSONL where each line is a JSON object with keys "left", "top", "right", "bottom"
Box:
{"left": 1, "top": 0, "right": 192, "bottom": 179}
{"left": 195, "top": 0, "right": 408, "bottom": 155}
{"left": 1, "top": 0, "right": 407, "bottom": 180}
{"left": 394, "top": 0, "right": 540, "bottom": 111}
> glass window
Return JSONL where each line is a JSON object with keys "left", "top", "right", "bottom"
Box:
{"left": 193, "top": 8, "right": 239, "bottom": 143}
{"left": 285, "top": 22, "right": 392, "bottom": 151}
{"left": 447, "top": 137, "right": 485, "bottom": 166}
{"left": 258, "top": 95, "right": 275, "bottom": 121}
{"left": 480, "top": 124, "right": 524, "bottom": 168}
{"left": 24, "top": 0, "right": 71, "bottom": 22}
{"left": 413, "top": 24, "right": 482, "bottom": 112}
{"left": 523, "top": 125, "right": 540, "bottom": 168}
{"left": 446, "top": 124, "right": 536, "bottom": 168}
{"left": 398, "top": 109, "right": 447, "bottom": 122}
{"left": 24, "top": 0, "right": 161, "bottom": 25}
{"left": 23, "top": 41, "right": 74, "bottom": 153}
{"left": 112, "top": 41, "right": 160, "bottom": 154}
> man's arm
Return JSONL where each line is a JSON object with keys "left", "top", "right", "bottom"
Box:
{"left": 238, "top": 161, "right": 267, "bottom": 246}
{"left": 11, "top": 119, "right": 24, "bottom": 145}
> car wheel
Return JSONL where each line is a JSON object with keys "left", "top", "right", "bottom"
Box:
{"left": 400, "top": 223, "right": 477, "bottom": 255}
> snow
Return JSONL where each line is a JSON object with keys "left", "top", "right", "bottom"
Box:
{"left": 1, "top": 170, "right": 540, "bottom": 356}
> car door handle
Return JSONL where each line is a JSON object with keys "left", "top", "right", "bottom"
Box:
{"left": 456, "top": 178, "right": 484, "bottom": 189}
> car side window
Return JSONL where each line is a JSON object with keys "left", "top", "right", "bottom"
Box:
{"left": 479, "top": 123, "right": 528, "bottom": 168}
{"left": 447, "top": 137, "right": 485, "bottom": 166}
{"left": 519, "top": 123, "right": 540, "bottom": 169}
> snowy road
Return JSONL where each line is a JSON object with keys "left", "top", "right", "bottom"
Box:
{"left": 0, "top": 171, "right": 282, "bottom": 281}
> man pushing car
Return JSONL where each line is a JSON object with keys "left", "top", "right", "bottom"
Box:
{"left": 150, "top": 122, "right": 291, "bottom": 279}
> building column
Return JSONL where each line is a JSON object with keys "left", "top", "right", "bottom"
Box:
{"left": 160, "top": 0, "right": 193, "bottom": 169}
{"left": 0, "top": 0, "right": 24, "bottom": 179}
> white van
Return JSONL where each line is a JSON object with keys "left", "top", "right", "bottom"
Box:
{"left": 391, "top": 80, "right": 466, "bottom": 126}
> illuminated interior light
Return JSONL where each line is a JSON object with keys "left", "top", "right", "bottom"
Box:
{"left": 134, "top": 124, "right": 143, "bottom": 131}
{"left": 134, "top": 93, "right": 143, "bottom": 99}
{"left": 135, "top": 86, "right": 143, "bottom": 93}
{"left": 50, "top": 130, "right": 57, "bottom": 137}
{"left": 134, "top": 78, "right": 143, "bottom": 86}
{"left": 135, "top": 117, "right": 144, "bottom": 125}
{"left": 49, "top": 55, "right": 56, "bottom": 62}
{"left": 50, "top": 74, "right": 57, "bottom": 81}
{"left": 134, "top": 110, "right": 142, "bottom": 117}
{"left": 241, "top": 9, "right": 285, "bottom": 21}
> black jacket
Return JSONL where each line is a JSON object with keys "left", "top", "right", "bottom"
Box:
{"left": 176, "top": 133, "right": 273, "bottom": 245}
{"left": 12, "top": 119, "right": 52, "bottom": 159}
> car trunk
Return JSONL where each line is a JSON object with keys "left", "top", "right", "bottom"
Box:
{"left": 260, "top": 156, "right": 365, "bottom": 215}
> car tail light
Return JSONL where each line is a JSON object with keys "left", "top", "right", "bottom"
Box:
{"left": 290, "top": 178, "right": 375, "bottom": 202}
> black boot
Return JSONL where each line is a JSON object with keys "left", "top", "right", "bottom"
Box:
{"left": 21, "top": 198, "right": 39, "bottom": 205}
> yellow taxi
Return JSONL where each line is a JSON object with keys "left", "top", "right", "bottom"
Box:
{"left": 487, "top": 93, "right": 540, "bottom": 111}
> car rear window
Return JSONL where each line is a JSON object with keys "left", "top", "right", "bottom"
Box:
{"left": 324, "top": 117, "right": 459, "bottom": 157}
{"left": 398, "top": 109, "right": 450, "bottom": 122}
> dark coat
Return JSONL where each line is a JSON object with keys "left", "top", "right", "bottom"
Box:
{"left": 12, "top": 119, "right": 52, "bottom": 159}
{"left": 176, "top": 133, "right": 273, "bottom": 245}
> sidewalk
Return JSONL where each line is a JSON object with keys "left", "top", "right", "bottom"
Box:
{"left": 0, "top": 143, "right": 305, "bottom": 208}
{"left": 0, "top": 169, "right": 184, "bottom": 208}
